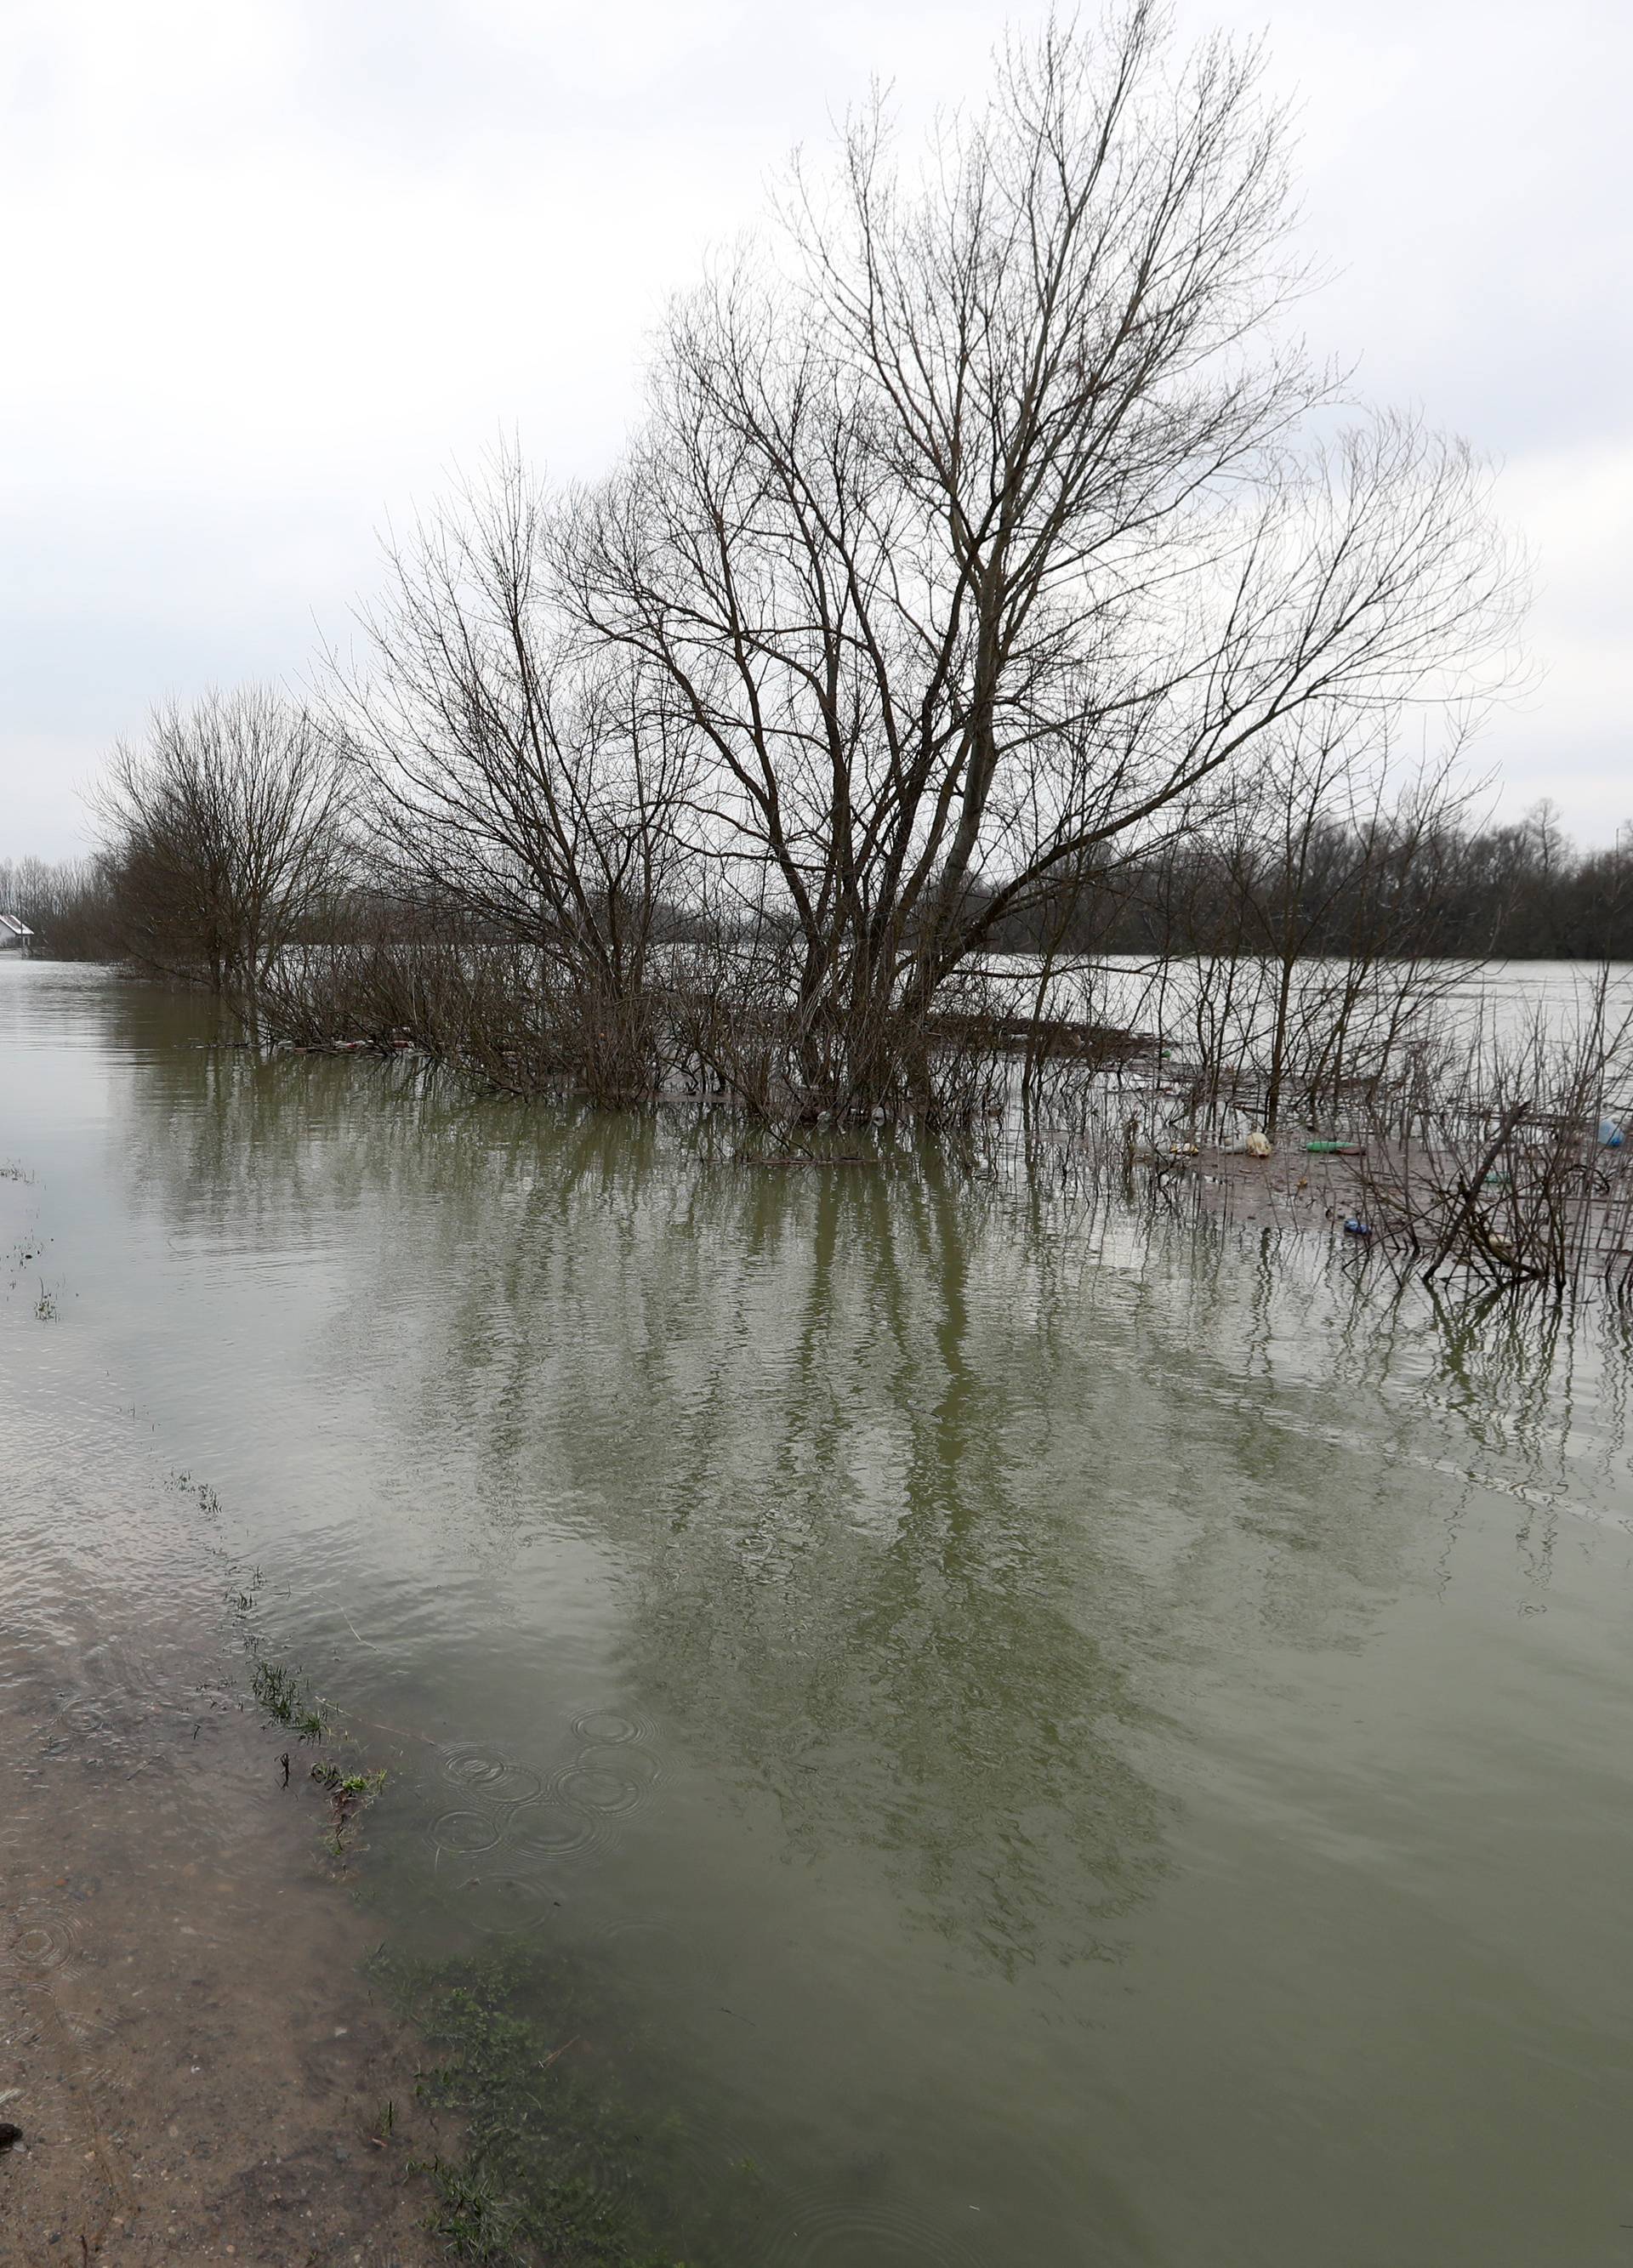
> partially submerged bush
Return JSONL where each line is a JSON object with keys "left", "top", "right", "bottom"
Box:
{"left": 1356, "top": 975, "right": 1633, "bottom": 1293}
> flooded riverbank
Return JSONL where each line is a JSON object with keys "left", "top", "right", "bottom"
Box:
{"left": 5, "top": 958, "right": 1633, "bottom": 2266}
{"left": 0, "top": 1221, "right": 451, "bottom": 2262}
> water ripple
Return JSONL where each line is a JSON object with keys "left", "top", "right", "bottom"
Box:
{"left": 555, "top": 1747, "right": 662, "bottom": 1818}
{"left": 440, "top": 1742, "right": 543, "bottom": 1806}
{"left": 570, "top": 1707, "right": 653, "bottom": 1748}
{"left": 2, "top": 1903, "right": 90, "bottom": 1987}
{"left": 759, "top": 2191, "right": 988, "bottom": 2268}
{"left": 429, "top": 1807, "right": 504, "bottom": 1857}
{"left": 505, "top": 1793, "right": 598, "bottom": 1862}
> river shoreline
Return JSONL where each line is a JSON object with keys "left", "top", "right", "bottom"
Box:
{"left": 0, "top": 1509, "right": 452, "bottom": 2266}
{"left": 1, "top": 1134, "right": 453, "bottom": 2265}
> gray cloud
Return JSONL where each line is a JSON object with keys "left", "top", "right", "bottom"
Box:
{"left": 3, "top": 0, "right": 1627, "bottom": 855}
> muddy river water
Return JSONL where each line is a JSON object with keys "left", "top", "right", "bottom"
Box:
{"left": 3, "top": 958, "right": 1633, "bottom": 2266}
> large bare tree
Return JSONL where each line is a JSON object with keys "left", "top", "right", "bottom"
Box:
{"left": 555, "top": 0, "right": 1524, "bottom": 1111}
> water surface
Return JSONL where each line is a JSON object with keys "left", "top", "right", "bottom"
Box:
{"left": 4, "top": 958, "right": 1633, "bottom": 2266}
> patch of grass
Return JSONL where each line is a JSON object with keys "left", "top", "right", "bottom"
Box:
{"left": 312, "top": 1760, "right": 388, "bottom": 1865}
{"left": 168, "top": 1469, "right": 223, "bottom": 1518}
{"left": 225, "top": 1562, "right": 265, "bottom": 1618}
{"left": 367, "top": 1942, "right": 690, "bottom": 2268}
{"left": 251, "top": 1657, "right": 329, "bottom": 1742}
{"left": 312, "top": 1760, "right": 385, "bottom": 1799}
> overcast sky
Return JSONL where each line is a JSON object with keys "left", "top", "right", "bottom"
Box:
{"left": 3, "top": 0, "right": 1628, "bottom": 857}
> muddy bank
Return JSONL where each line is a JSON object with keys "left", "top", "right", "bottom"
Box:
{"left": 0, "top": 1557, "right": 451, "bottom": 2265}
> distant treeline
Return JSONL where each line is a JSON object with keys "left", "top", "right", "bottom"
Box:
{"left": 978, "top": 803, "right": 1633, "bottom": 964}
{"left": 7, "top": 799, "right": 1630, "bottom": 971}
{"left": 0, "top": 855, "right": 121, "bottom": 961}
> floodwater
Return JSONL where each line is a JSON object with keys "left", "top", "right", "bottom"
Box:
{"left": 1002, "top": 952, "right": 1633, "bottom": 1075}
{"left": 4, "top": 957, "right": 1633, "bottom": 2267}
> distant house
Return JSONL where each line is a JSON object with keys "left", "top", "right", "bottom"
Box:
{"left": 0, "top": 912, "right": 35, "bottom": 952}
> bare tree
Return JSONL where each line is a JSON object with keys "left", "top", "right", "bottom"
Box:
{"left": 556, "top": 1, "right": 1524, "bottom": 1117}
{"left": 97, "top": 685, "right": 348, "bottom": 1039}
{"left": 329, "top": 456, "right": 697, "bottom": 1099}
{"left": 1206, "top": 721, "right": 1478, "bottom": 1134}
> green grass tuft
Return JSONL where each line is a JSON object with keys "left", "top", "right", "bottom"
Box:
{"left": 250, "top": 1657, "right": 330, "bottom": 1742}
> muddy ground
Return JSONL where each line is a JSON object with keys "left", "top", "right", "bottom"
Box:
{"left": 0, "top": 1611, "right": 451, "bottom": 2267}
